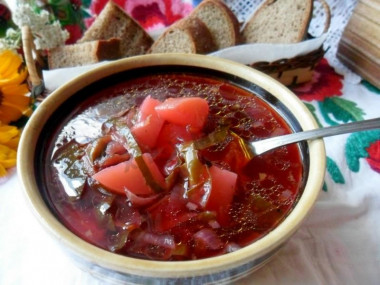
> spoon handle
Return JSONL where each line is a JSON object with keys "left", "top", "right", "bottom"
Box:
{"left": 250, "top": 117, "right": 380, "bottom": 155}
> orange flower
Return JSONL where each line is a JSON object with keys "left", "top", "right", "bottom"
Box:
{"left": 0, "top": 50, "right": 31, "bottom": 124}
{"left": 0, "top": 123, "right": 20, "bottom": 177}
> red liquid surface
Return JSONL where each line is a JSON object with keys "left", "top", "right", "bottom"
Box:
{"left": 44, "top": 73, "right": 304, "bottom": 261}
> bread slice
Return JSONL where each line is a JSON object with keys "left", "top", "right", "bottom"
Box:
{"left": 242, "top": 0, "right": 313, "bottom": 44}
{"left": 191, "top": 0, "right": 240, "bottom": 49}
{"left": 79, "top": 1, "right": 153, "bottom": 57}
{"left": 149, "top": 17, "right": 216, "bottom": 54}
{"left": 48, "top": 38, "right": 121, "bottom": 69}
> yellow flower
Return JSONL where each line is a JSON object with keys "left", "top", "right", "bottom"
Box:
{"left": 0, "top": 123, "right": 20, "bottom": 177}
{"left": 0, "top": 50, "right": 31, "bottom": 124}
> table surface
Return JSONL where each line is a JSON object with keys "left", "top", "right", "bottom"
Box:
{"left": 1, "top": 0, "right": 380, "bottom": 284}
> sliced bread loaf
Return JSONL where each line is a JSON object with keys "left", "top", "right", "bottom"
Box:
{"left": 191, "top": 0, "right": 240, "bottom": 49}
{"left": 48, "top": 38, "right": 121, "bottom": 69}
{"left": 242, "top": 0, "right": 313, "bottom": 44}
{"left": 79, "top": 1, "right": 153, "bottom": 57}
{"left": 149, "top": 17, "right": 216, "bottom": 54}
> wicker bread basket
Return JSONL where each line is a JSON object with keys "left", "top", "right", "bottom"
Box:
{"left": 250, "top": 45, "right": 326, "bottom": 86}
{"left": 21, "top": 25, "right": 45, "bottom": 100}
{"left": 21, "top": 0, "right": 331, "bottom": 94}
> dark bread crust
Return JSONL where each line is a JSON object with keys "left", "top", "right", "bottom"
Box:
{"left": 95, "top": 38, "right": 122, "bottom": 60}
{"left": 176, "top": 16, "right": 217, "bottom": 54}
{"left": 192, "top": 0, "right": 241, "bottom": 48}
{"left": 79, "top": 1, "right": 153, "bottom": 57}
{"left": 48, "top": 38, "right": 121, "bottom": 69}
{"left": 149, "top": 17, "right": 217, "bottom": 54}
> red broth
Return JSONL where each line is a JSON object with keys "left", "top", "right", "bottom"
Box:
{"left": 42, "top": 73, "right": 304, "bottom": 261}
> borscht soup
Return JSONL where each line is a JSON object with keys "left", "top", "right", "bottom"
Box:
{"left": 37, "top": 68, "right": 306, "bottom": 261}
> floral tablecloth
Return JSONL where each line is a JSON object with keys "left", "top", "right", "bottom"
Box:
{"left": 1, "top": 0, "right": 380, "bottom": 284}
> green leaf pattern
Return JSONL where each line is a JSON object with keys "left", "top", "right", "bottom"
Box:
{"left": 345, "top": 130, "right": 380, "bottom": 172}
{"left": 304, "top": 102, "right": 323, "bottom": 128}
{"left": 326, "top": 156, "right": 345, "bottom": 183}
{"left": 318, "top": 97, "right": 365, "bottom": 126}
{"left": 299, "top": 80, "right": 379, "bottom": 191}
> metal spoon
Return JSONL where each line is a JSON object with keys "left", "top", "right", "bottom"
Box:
{"left": 249, "top": 117, "right": 380, "bottom": 156}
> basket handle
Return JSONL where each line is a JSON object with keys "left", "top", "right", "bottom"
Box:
{"left": 315, "top": 0, "right": 331, "bottom": 35}
{"left": 21, "top": 26, "right": 45, "bottom": 98}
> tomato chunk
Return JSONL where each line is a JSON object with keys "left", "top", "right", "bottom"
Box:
{"left": 158, "top": 123, "right": 198, "bottom": 145}
{"left": 131, "top": 96, "right": 164, "bottom": 149}
{"left": 153, "top": 123, "right": 201, "bottom": 175}
{"left": 155, "top": 123, "right": 200, "bottom": 157}
{"left": 205, "top": 165, "right": 237, "bottom": 225}
{"left": 155, "top": 97, "right": 209, "bottom": 131}
{"left": 92, "top": 153, "right": 165, "bottom": 196}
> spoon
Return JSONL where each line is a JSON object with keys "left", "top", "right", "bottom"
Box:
{"left": 249, "top": 117, "right": 380, "bottom": 156}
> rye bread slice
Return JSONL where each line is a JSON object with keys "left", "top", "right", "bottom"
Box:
{"left": 79, "top": 1, "right": 153, "bottom": 57}
{"left": 191, "top": 0, "right": 240, "bottom": 49}
{"left": 149, "top": 17, "right": 217, "bottom": 54}
{"left": 48, "top": 38, "right": 121, "bottom": 69}
{"left": 242, "top": 0, "right": 313, "bottom": 44}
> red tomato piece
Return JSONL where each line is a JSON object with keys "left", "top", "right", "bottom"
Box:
{"left": 105, "top": 141, "right": 127, "bottom": 155}
{"left": 205, "top": 165, "right": 237, "bottom": 226}
{"left": 155, "top": 97, "right": 209, "bottom": 131}
{"left": 158, "top": 123, "right": 198, "bottom": 145}
{"left": 156, "top": 123, "right": 200, "bottom": 156}
{"left": 92, "top": 153, "right": 165, "bottom": 196}
{"left": 153, "top": 123, "right": 201, "bottom": 175}
{"left": 200, "top": 134, "right": 251, "bottom": 173}
{"left": 98, "top": 141, "right": 130, "bottom": 169}
{"left": 131, "top": 96, "right": 165, "bottom": 149}
{"left": 138, "top": 96, "right": 161, "bottom": 121}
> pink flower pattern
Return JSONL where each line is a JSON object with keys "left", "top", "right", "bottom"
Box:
{"left": 291, "top": 58, "right": 344, "bottom": 102}
{"left": 87, "top": 0, "right": 193, "bottom": 31}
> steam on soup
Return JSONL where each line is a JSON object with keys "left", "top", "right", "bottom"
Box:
{"left": 42, "top": 73, "right": 304, "bottom": 261}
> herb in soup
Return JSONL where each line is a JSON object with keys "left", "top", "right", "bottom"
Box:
{"left": 44, "top": 74, "right": 303, "bottom": 261}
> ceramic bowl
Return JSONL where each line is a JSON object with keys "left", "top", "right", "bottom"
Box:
{"left": 17, "top": 54, "right": 325, "bottom": 284}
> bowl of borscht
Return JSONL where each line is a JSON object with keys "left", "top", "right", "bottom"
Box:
{"left": 18, "top": 54, "right": 325, "bottom": 284}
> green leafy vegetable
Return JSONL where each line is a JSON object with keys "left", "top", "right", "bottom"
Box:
{"left": 183, "top": 143, "right": 204, "bottom": 186}
{"left": 193, "top": 126, "right": 229, "bottom": 150}
{"left": 230, "top": 132, "right": 254, "bottom": 160}
{"left": 112, "top": 120, "right": 142, "bottom": 157}
{"left": 112, "top": 119, "right": 164, "bottom": 193}
{"left": 135, "top": 155, "right": 165, "bottom": 193}
{"left": 53, "top": 140, "right": 88, "bottom": 199}
{"left": 86, "top": 135, "right": 111, "bottom": 163}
